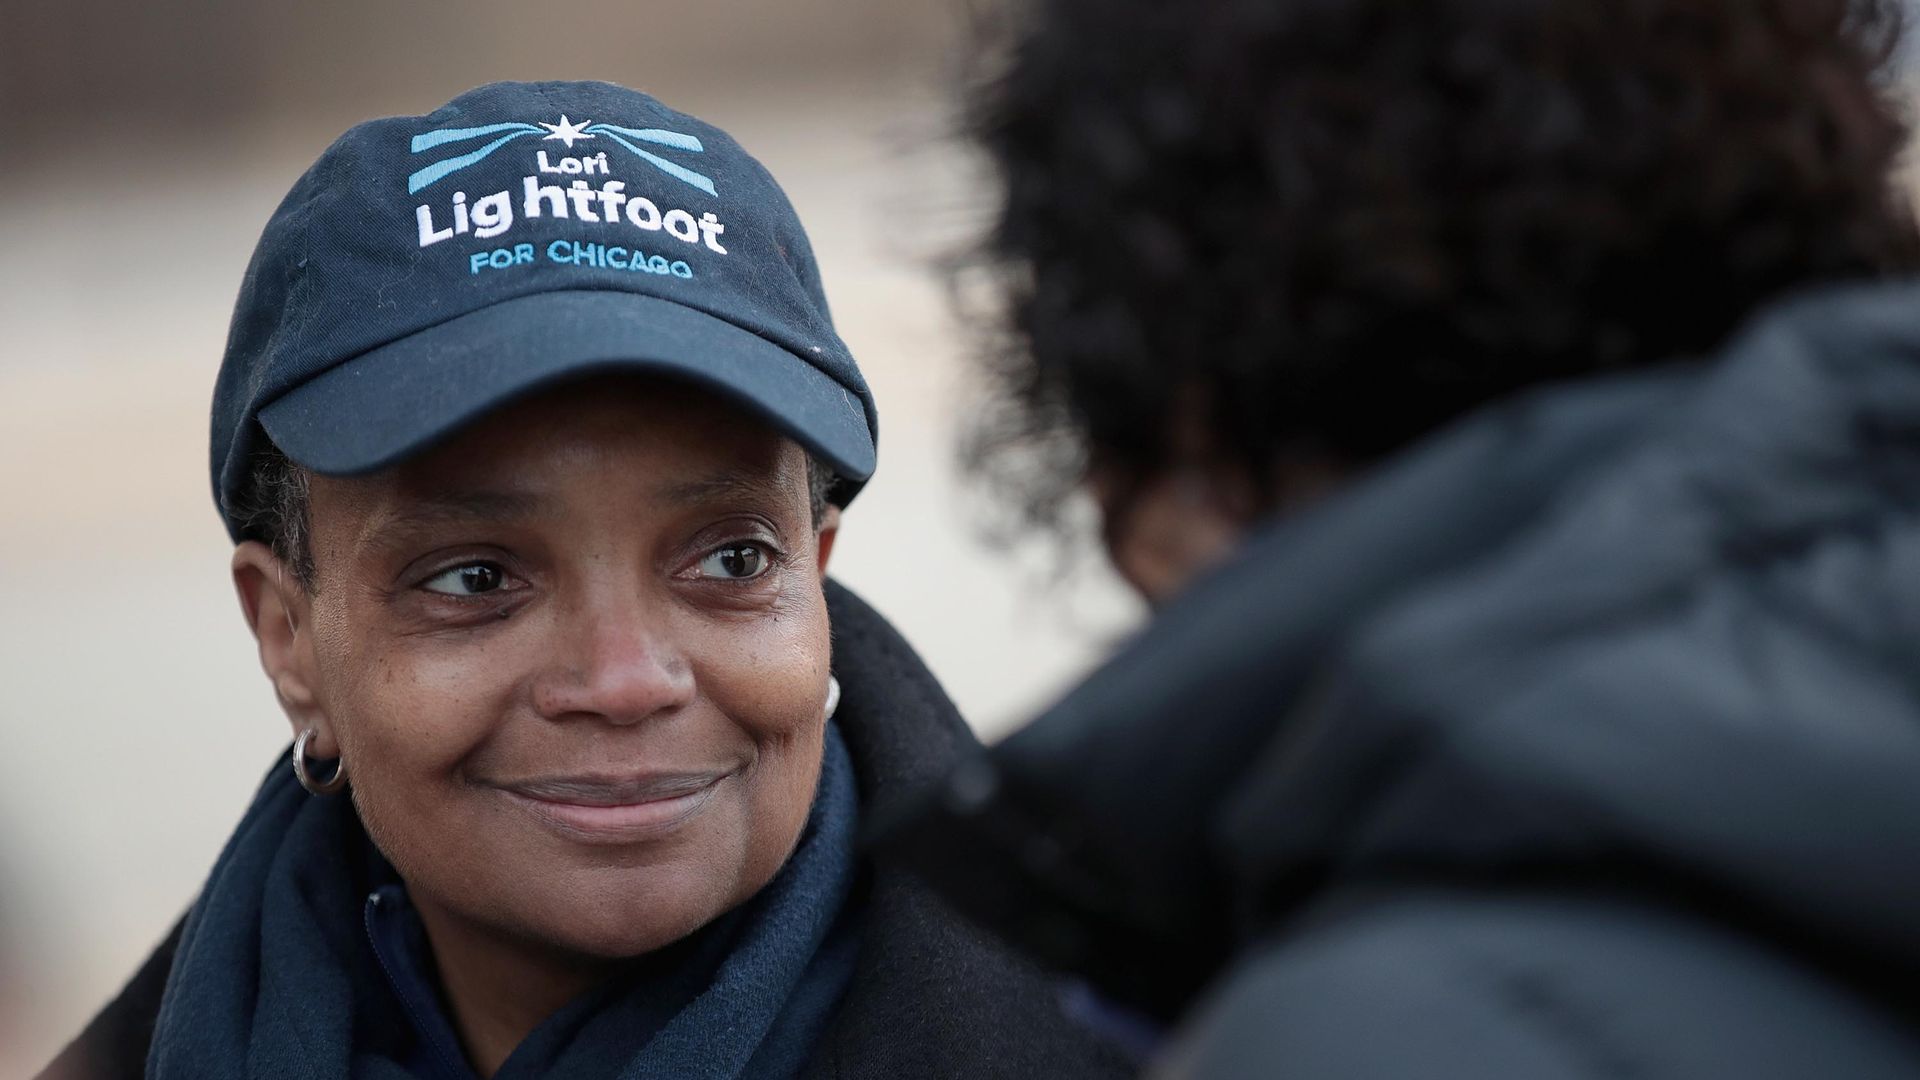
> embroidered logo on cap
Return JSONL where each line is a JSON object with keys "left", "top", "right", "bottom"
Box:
{"left": 408, "top": 115, "right": 732, "bottom": 280}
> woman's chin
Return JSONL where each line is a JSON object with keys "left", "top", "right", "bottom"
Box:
{"left": 503, "top": 863, "right": 764, "bottom": 961}
{"left": 546, "top": 903, "right": 724, "bottom": 960}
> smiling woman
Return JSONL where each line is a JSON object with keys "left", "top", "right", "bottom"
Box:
{"left": 39, "top": 80, "right": 1125, "bottom": 1080}
{"left": 255, "top": 382, "right": 839, "bottom": 974}
{"left": 231, "top": 383, "right": 848, "bottom": 1075}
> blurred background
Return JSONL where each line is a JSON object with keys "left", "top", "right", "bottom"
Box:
{"left": 0, "top": 1, "right": 1141, "bottom": 1072}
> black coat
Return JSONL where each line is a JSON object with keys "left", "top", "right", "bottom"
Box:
{"left": 885, "top": 280, "right": 1920, "bottom": 1077}
{"left": 42, "top": 582, "right": 1129, "bottom": 1080}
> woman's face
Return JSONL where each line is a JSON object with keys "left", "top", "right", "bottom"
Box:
{"left": 246, "top": 378, "right": 836, "bottom": 960}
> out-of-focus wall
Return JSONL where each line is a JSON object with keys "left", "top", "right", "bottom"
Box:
{"left": 0, "top": 2, "right": 1140, "bottom": 1073}
{"left": 0, "top": 1, "right": 948, "bottom": 147}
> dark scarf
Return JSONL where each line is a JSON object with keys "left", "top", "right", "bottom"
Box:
{"left": 147, "top": 724, "right": 860, "bottom": 1080}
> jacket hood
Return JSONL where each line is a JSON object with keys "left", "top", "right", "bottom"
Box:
{"left": 885, "top": 278, "right": 1920, "bottom": 1017}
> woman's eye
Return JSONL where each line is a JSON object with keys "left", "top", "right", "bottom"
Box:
{"left": 698, "top": 544, "right": 770, "bottom": 581}
{"left": 420, "top": 563, "right": 507, "bottom": 596}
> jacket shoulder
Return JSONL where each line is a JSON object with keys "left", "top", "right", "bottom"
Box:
{"left": 1166, "top": 889, "right": 1920, "bottom": 1080}
{"left": 810, "top": 870, "right": 1133, "bottom": 1080}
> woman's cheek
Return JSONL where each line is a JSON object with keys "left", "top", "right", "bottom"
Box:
{"left": 331, "top": 637, "right": 513, "bottom": 886}
{"left": 334, "top": 628, "right": 523, "bottom": 787}
{"left": 711, "top": 582, "right": 831, "bottom": 719}
{"left": 404, "top": 648, "right": 490, "bottom": 736}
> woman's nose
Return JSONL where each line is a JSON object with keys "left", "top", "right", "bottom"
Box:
{"left": 531, "top": 604, "right": 696, "bottom": 725}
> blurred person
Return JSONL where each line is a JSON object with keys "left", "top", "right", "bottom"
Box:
{"left": 41, "top": 81, "right": 1126, "bottom": 1080}
{"left": 882, "top": 0, "right": 1920, "bottom": 1075}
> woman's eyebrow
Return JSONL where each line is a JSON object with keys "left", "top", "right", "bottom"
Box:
{"left": 655, "top": 471, "right": 789, "bottom": 507}
{"left": 362, "top": 489, "right": 549, "bottom": 540}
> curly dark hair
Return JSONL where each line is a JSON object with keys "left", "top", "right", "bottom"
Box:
{"left": 962, "top": 0, "right": 1920, "bottom": 536}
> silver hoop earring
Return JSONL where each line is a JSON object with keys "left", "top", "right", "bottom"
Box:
{"left": 292, "top": 727, "right": 348, "bottom": 796}
{"left": 824, "top": 675, "right": 842, "bottom": 721}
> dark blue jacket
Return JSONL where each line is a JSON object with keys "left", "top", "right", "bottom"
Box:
{"left": 889, "top": 281, "right": 1920, "bottom": 1077}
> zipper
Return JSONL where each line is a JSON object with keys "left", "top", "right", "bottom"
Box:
{"left": 364, "top": 890, "right": 477, "bottom": 1080}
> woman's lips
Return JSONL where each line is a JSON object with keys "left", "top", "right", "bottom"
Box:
{"left": 495, "top": 771, "right": 729, "bottom": 843}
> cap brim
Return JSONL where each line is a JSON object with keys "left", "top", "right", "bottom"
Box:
{"left": 257, "top": 289, "right": 875, "bottom": 494}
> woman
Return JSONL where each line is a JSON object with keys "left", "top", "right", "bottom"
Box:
{"left": 888, "top": 0, "right": 1920, "bottom": 1075}
{"left": 44, "top": 80, "right": 1126, "bottom": 1079}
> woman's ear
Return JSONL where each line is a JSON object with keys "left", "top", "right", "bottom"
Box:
{"left": 814, "top": 505, "right": 841, "bottom": 576}
{"left": 231, "top": 541, "right": 337, "bottom": 754}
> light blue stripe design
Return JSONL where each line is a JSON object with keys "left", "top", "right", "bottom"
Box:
{"left": 410, "top": 122, "right": 544, "bottom": 153}
{"left": 585, "top": 124, "right": 705, "bottom": 153}
{"left": 406, "top": 131, "right": 538, "bottom": 194}
{"left": 589, "top": 129, "right": 717, "bottom": 196}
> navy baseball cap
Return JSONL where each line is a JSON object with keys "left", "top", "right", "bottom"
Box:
{"left": 210, "top": 80, "right": 877, "bottom": 540}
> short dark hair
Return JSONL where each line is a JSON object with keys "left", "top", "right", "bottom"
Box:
{"left": 240, "top": 442, "right": 837, "bottom": 590}
{"left": 962, "top": 0, "right": 1919, "bottom": 535}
